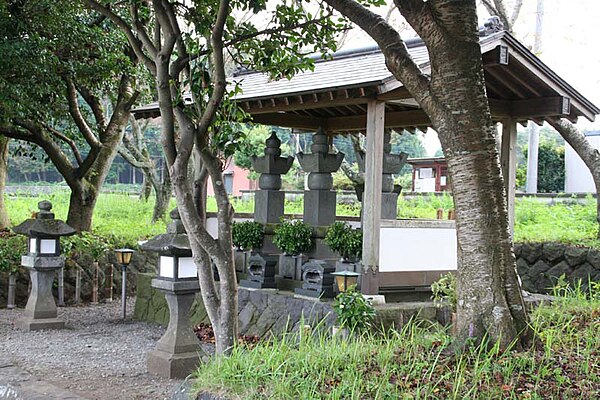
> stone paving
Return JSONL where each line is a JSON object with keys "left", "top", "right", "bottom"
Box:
{"left": 0, "top": 300, "right": 185, "bottom": 400}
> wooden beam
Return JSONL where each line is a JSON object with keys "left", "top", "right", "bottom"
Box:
{"left": 326, "top": 109, "right": 431, "bottom": 132}
{"left": 482, "top": 45, "right": 510, "bottom": 67}
{"left": 362, "top": 100, "right": 385, "bottom": 295}
{"left": 250, "top": 113, "right": 324, "bottom": 130}
{"left": 505, "top": 50, "right": 597, "bottom": 122}
{"left": 242, "top": 87, "right": 376, "bottom": 114}
{"left": 489, "top": 96, "right": 571, "bottom": 119}
{"left": 500, "top": 119, "right": 517, "bottom": 236}
{"left": 376, "top": 86, "right": 413, "bottom": 101}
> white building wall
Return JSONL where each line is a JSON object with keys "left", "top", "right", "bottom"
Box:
{"left": 565, "top": 132, "right": 600, "bottom": 193}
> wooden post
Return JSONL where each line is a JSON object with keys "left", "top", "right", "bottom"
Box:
{"left": 92, "top": 262, "right": 99, "bottom": 303}
{"left": 436, "top": 208, "right": 444, "bottom": 220}
{"left": 106, "top": 264, "right": 114, "bottom": 302}
{"left": 7, "top": 272, "right": 16, "bottom": 309}
{"left": 75, "top": 268, "right": 81, "bottom": 304}
{"left": 57, "top": 267, "right": 65, "bottom": 306}
{"left": 361, "top": 100, "right": 385, "bottom": 295}
{"left": 501, "top": 119, "right": 517, "bottom": 235}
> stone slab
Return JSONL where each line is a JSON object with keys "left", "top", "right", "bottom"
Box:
{"left": 239, "top": 279, "right": 277, "bottom": 289}
{"left": 0, "top": 364, "right": 85, "bottom": 400}
{"left": 254, "top": 190, "right": 285, "bottom": 224}
{"left": 151, "top": 278, "right": 200, "bottom": 293}
{"left": 303, "top": 190, "right": 336, "bottom": 227}
{"left": 147, "top": 349, "right": 200, "bottom": 380}
{"left": 15, "top": 317, "right": 65, "bottom": 331}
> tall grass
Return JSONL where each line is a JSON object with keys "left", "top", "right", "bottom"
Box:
{"left": 5, "top": 191, "right": 171, "bottom": 246}
{"left": 5, "top": 191, "right": 599, "bottom": 247}
{"left": 194, "top": 287, "right": 600, "bottom": 399}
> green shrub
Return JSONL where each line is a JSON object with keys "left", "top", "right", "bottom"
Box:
{"left": 431, "top": 272, "right": 457, "bottom": 309}
{"left": 332, "top": 285, "right": 376, "bottom": 333}
{"left": 0, "top": 231, "right": 27, "bottom": 273}
{"left": 232, "top": 221, "right": 264, "bottom": 251}
{"left": 273, "top": 219, "right": 313, "bottom": 256}
{"left": 62, "top": 232, "right": 110, "bottom": 268}
{"left": 324, "top": 221, "right": 362, "bottom": 261}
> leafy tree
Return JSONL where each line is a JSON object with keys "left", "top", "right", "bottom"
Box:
{"left": 522, "top": 142, "right": 564, "bottom": 193}
{"left": 0, "top": 1, "right": 142, "bottom": 231}
{"left": 324, "top": 0, "right": 528, "bottom": 349}
{"left": 119, "top": 117, "right": 172, "bottom": 222}
{"left": 85, "top": 0, "right": 345, "bottom": 355}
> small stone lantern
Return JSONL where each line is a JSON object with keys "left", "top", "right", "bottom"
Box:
{"left": 140, "top": 208, "right": 201, "bottom": 379}
{"left": 13, "top": 200, "right": 76, "bottom": 331}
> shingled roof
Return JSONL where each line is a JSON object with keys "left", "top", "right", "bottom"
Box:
{"left": 133, "top": 31, "right": 599, "bottom": 132}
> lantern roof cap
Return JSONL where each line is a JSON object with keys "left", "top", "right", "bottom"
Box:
{"left": 12, "top": 201, "right": 76, "bottom": 238}
{"left": 140, "top": 208, "right": 191, "bottom": 254}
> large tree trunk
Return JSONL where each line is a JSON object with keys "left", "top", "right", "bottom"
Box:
{"left": 428, "top": 36, "right": 527, "bottom": 349}
{"left": 0, "top": 136, "right": 10, "bottom": 229}
{"left": 324, "top": 0, "right": 529, "bottom": 349}
{"left": 548, "top": 119, "right": 600, "bottom": 238}
{"left": 67, "top": 186, "right": 98, "bottom": 231}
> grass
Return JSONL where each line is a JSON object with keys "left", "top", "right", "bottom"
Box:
{"left": 193, "top": 286, "right": 600, "bottom": 399}
{"left": 5, "top": 191, "right": 599, "bottom": 247}
{"left": 5, "top": 191, "right": 172, "bottom": 247}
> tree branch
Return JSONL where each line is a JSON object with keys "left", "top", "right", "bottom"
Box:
{"left": 82, "top": 0, "right": 157, "bottom": 75}
{"left": 41, "top": 123, "right": 84, "bottom": 166}
{"left": 324, "top": 0, "right": 433, "bottom": 108}
{"left": 1, "top": 120, "right": 79, "bottom": 189}
{"left": 130, "top": 2, "right": 159, "bottom": 58}
{"left": 171, "top": 13, "right": 335, "bottom": 76}
{"left": 76, "top": 83, "right": 107, "bottom": 131}
{"left": 63, "top": 75, "right": 102, "bottom": 149}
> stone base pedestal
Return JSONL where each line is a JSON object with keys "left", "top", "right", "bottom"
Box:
{"left": 15, "top": 317, "right": 65, "bottom": 331}
{"left": 147, "top": 349, "right": 199, "bottom": 380}
{"left": 277, "top": 254, "right": 305, "bottom": 280}
{"left": 17, "top": 262, "right": 65, "bottom": 331}
{"left": 303, "top": 190, "right": 336, "bottom": 226}
{"left": 254, "top": 190, "right": 285, "bottom": 224}
{"left": 381, "top": 192, "right": 400, "bottom": 220}
{"left": 147, "top": 279, "right": 200, "bottom": 379}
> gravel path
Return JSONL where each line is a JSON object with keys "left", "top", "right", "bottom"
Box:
{"left": 0, "top": 299, "right": 188, "bottom": 400}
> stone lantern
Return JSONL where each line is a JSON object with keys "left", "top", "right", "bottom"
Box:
{"left": 250, "top": 131, "right": 294, "bottom": 224}
{"left": 13, "top": 200, "right": 76, "bottom": 331}
{"left": 140, "top": 208, "right": 201, "bottom": 379}
{"left": 297, "top": 128, "right": 344, "bottom": 226}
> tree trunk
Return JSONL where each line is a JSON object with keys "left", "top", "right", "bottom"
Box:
{"left": 66, "top": 187, "right": 98, "bottom": 231}
{"left": 423, "top": 9, "right": 527, "bottom": 350}
{"left": 0, "top": 136, "right": 10, "bottom": 229}
{"left": 151, "top": 169, "right": 171, "bottom": 223}
{"left": 324, "top": 0, "right": 529, "bottom": 349}
{"left": 140, "top": 175, "right": 152, "bottom": 201}
{"left": 548, "top": 119, "right": 600, "bottom": 238}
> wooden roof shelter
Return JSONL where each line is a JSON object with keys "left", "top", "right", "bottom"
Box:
{"left": 134, "top": 31, "right": 600, "bottom": 295}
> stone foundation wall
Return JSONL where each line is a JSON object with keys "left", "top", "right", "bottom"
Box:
{"left": 133, "top": 273, "right": 337, "bottom": 337}
{"left": 515, "top": 243, "right": 600, "bottom": 293}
